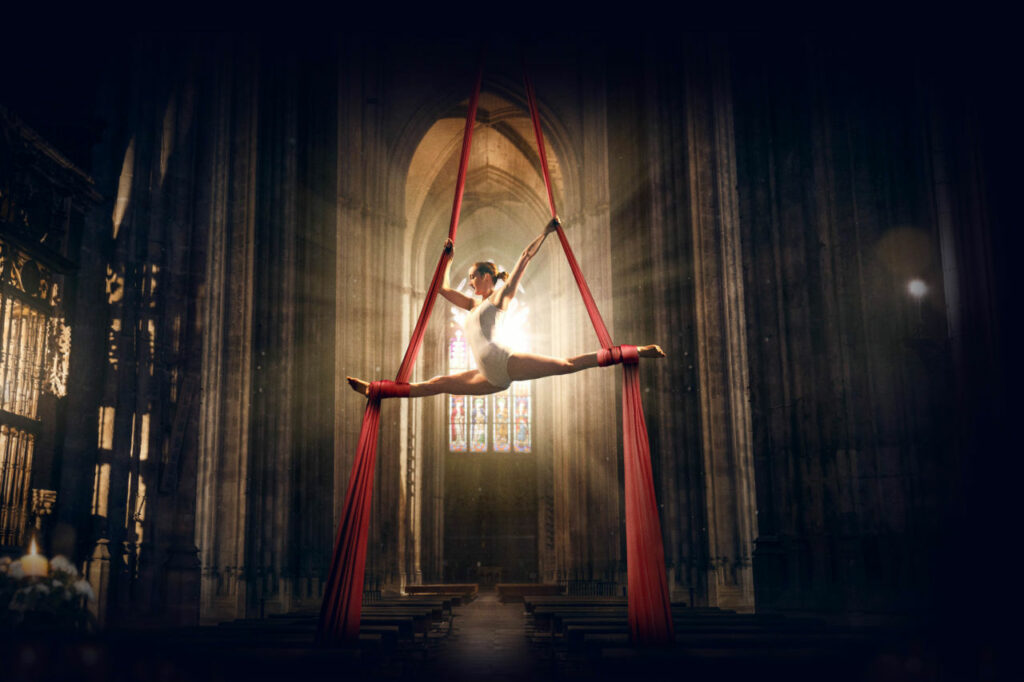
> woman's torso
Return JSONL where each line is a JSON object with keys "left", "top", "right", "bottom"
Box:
{"left": 463, "top": 298, "right": 512, "bottom": 386}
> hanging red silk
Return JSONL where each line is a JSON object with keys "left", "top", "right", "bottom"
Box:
{"left": 317, "top": 65, "right": 483, "bottom": 645}
{"left": 320, "top": 62, "right": 673, "bottom": 648}
{"left": 524, "top": 72, "right": 674, "bottom": 645}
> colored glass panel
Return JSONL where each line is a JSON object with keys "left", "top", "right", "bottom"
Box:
{"left": 493, "top": 391, "right": 512, "bottom": 452}
{"left": 449, "top": 395, "right": 467, "bottom": 451}
{"left": 469, "top": 396, "right": 488, "bottom": 452}
{"left": 449, "top": 330, "right": 468, "bottom": 370}
{"left": 513, "top": 395, "right": 531, "bottom": 452}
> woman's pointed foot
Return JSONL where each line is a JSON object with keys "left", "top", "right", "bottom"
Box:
{"left": 638, "top": 344, "right": 666, "bottom": 359}
{"left": 347, "top": 376, "right": 370, "bottom": 396}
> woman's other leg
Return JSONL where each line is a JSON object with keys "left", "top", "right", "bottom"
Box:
{"left": 506, "top": 345, "right": 666, "bottom": 382}
{"left": 506, "top": 352, "right": 595, "bottom": 382}
{"left": 347, "top": 370, "right": 503, "bottom": 397}
{"left": 409, "top": 370, "right": 503, "bottom": 397}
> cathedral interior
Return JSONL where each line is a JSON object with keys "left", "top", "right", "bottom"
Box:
{"left": 0, "top": 27, "right": 1011, "bottom": 681}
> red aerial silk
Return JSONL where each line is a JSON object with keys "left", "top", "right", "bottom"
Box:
{"left": 319, "top": 62, "right": 672, "bottom": 648}
{"left": 317, "top": 66, "right": 483, "bottom": 645}
{"left": 524, "top": 73, "right": 674, "bottom": 645}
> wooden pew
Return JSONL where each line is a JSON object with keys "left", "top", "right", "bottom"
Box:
{"left": 404, "top": 583, "right": 478, "bottom": 605}
{"left": 523, "top": 595, "right": 626, "bottom": 612}
{"left": 496, "top": 583, "right": 564, "bottom": 603}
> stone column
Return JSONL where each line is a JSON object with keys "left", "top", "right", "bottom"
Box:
{"left": 334, "top": 38, "right": 405, "bottom": 596}
{"left": 681, "top": 37, "right": 756, "bottom": 611}
{"left": 543, "top": 47, "right": 620, "bottom": 588}
{"left": 195, "top": 38, "right": 260, "bottom": 623}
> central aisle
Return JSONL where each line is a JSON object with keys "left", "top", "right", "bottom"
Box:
{"left": 431, "top": 591, "right": 545, "bottom": 680}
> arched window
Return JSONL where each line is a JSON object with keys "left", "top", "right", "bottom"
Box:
{"left": 447, "top": 279, "right": 531, "bottom": 453}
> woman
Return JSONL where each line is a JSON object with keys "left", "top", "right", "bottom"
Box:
{"left": 347, "top": 218, "right": 664, "bottom": 398}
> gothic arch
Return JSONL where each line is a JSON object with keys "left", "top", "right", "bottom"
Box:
{"left": 395, "top": 87, "right": 576, "bottom": 585}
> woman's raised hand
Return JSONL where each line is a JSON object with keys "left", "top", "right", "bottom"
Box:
{"left": 544, "top": 217, "right": 561, "bottom": 235}
{"left": 443, "top": 238, "right": 454, "bottom": 255}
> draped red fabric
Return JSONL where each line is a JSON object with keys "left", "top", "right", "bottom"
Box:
{"left": 317, "top": 65, "right": 483, "bottom": 645}
{"left": 524, "top": 72, "right": 674, "bottom": 645}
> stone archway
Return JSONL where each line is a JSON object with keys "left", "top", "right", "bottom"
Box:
{"left": 399, "top": 90, "right": 565, "bottom": 586}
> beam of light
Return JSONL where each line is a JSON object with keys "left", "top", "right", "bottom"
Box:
{"left": 112, "top": 137, "right": 135, "bottom": 240}
{"left": 449, "top": 274, "right": 532, "bottom": 353}
{"left": 495, "top": 297, "right": 530, "bottom": 352}
{"left": 159, "top": 96, "right": 176, "bottom": 186}
{"left": 91, "top": 463, "right": 110, "bottom": 518}
{"left": 97, "top": 406, "right": 115, "bottom": 450}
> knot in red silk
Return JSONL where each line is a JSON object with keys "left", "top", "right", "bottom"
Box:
{"left": 367, "top": 381, "right": 411, "bottom": 401}
{"left": 597, "top": 345, "right": 639, "bottom": 367}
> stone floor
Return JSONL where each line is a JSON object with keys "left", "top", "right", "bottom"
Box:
{"left": 422, "top": 591, "right": 550, "bottom": 680}
{"left": 0, "top": 591, "right": 1001, "bottom": 682}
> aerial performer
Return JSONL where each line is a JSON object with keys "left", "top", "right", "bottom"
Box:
{"left": 322, "top": 63, "right": 673, "bottom": 647}
{"left": 346, "top": 217, "right": 666, "bottom": 400}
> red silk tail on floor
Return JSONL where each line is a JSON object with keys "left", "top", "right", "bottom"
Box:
{"left": 525, "top": 73, "right": 674, "bottom": 645}
{"left": 318, "top": 66, "right": 483, "bottom": 645}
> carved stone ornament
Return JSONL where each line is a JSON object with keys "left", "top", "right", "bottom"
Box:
{"left": 44, "top": 316, "right": 71, "bottom": 397}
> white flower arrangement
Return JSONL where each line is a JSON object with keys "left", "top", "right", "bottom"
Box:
{"left": 5, "top": 559, "right": 26, "bottom": 580}
{"left": 1, "top": 554, "right": 97, "bottom": 632}
{"left": 50, "top": 555, "right": 78, "bottom": 577}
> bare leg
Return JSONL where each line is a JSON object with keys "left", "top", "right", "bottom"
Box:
{"left": 346, "top": 345, "right": 665, "bottom": 396}
{"left": 347, "top": 370, "right": 505, "bottom": 398}
{"left": 506, "top": 344, "right": 665, "bottom": 382}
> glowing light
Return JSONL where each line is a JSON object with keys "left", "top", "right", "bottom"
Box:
{"left": 907, "top": 279, "right": 928, "bottom": 299}
{"left": 112, "top": 138, "right": 135, "bottom": 239}
{"left": 449, "top": 276, "right": 532, "bottom": 453}
{"left": 97, "top": 406, "right": 115, "bottom": 450}
{"left": 495, "top": 298, "right": 530, "bottom": 352}
{"left": 91, "top": 463, "right": 110, "bottom": 518}
{"left": 159, "top": 96, "right": 176, "bottom": 186}
{"left": 21, "top": 537, "right": 49, "bottom": 577}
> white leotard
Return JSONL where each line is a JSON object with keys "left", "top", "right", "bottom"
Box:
{"left": 463, "top": 299, "right": 512, "bottom": 389}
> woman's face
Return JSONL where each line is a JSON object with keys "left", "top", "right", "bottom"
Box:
{"left": 468, "top": 268, "right": 493, "bottom": 295}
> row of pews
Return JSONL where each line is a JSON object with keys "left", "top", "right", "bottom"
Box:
{"left": 117, "top": 586, "right": 481, "bottom": 679}
{"left": 520, "top": 593, "right": 884, "bottom": 679}
{"left": 156, "top": 593, "right": 461, "bottom": 652}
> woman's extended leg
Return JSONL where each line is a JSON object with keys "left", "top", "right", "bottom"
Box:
{"left": 347, "top": 370, "right": 504, "bottom": 398}
{"left": 506, "top": 344, "right": 665, "bottom": 382}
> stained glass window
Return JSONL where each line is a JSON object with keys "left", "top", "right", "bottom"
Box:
{"left": 513, "top": 382, "right": 531, "bottom": 452}
{"left": 469, "top": 396, "right": 489, "bottom": 452}
{"left": 448, "top": 329, "right": 471, "bottom": 452}
{"left": 447, "top": 278, "right": 531, "bottom": 454}
{"left": 449, "top": 394, "right": 467, "bottom": 451}
{"left": 493, "top": 392, "right": 511, "bottom": 452}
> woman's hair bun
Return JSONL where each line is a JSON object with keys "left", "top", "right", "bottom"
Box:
{"left": 472, "top": 261, "right": 507, "bottom": 282}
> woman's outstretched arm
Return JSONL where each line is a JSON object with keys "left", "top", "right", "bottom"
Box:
{"left": 438, "top": 238, "right": 475, "bottom": 310}
{"left": 495, "top": 217, "right": 560, "bottom": 310}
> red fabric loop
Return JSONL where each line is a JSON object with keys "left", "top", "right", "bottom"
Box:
{"left": 368, "top": 381, "right": 411, "bottom": 401}
{"left": 621, "top": 345, "right": 640, "bottom": 365}
{"left": 526, "top": 67, "right": 673, "bottom": 645}
{"left": 598, "top": 345, "right": 640, "bottom": 367}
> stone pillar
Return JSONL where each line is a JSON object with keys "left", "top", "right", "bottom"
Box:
{"left": 543, "top": 46, "right": 620, "bottom": 588}
{"left": 681, "top": 37, "right": 756, "bottom": 611}
{"left": 195, "top": 38, "right": 260, "bottom": 623}
{"left": 246, "top": 47, "right": 300, "bottom": 617}
{"left": 334, "top": 37, "right": 405, "bottom": 596}
{"left": 84, "top": 538, "right": 111, "bottom": 628}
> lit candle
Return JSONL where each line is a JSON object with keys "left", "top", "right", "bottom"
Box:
{"left": 20, "top": 538, "right": 49, "bottom": 578}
